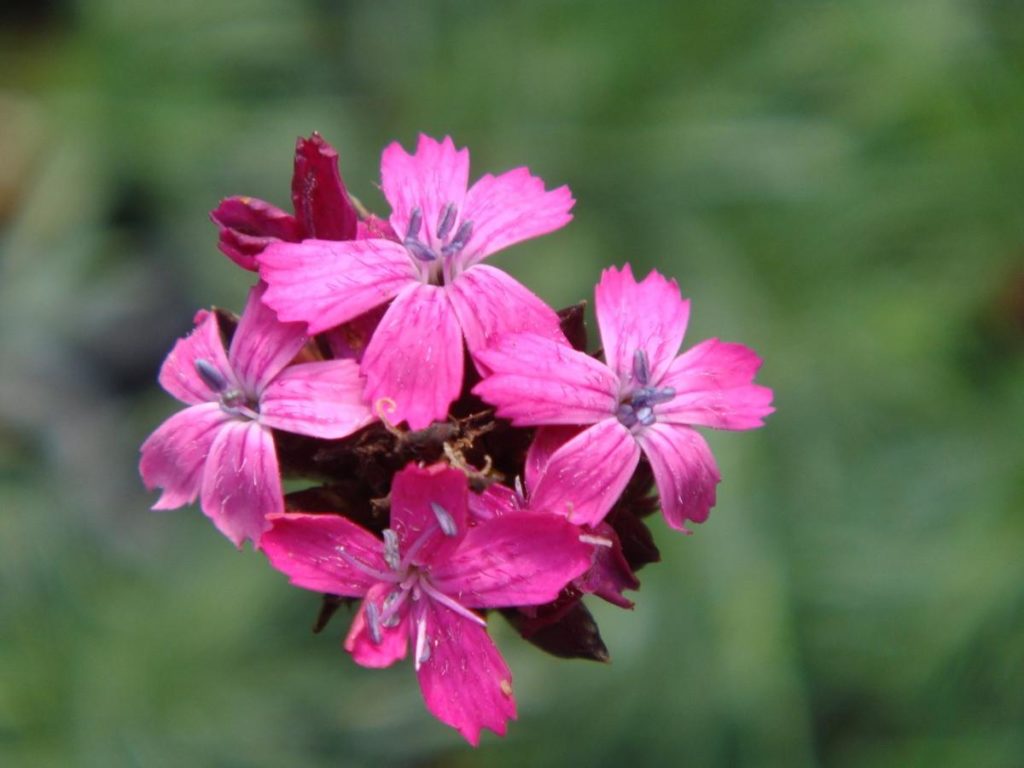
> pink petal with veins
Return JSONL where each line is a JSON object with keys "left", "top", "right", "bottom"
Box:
{"left": 200, "top": 420, "right": 282, "bottom": 547}
{"left": 595, "top": 264, "right": 690, "bottom": 384}
{"left": 228, "top": 283, "right": 307, "bottom": 395}
{"left": 158, "top": 310, "right": 235, "bottom": 406}
{"left": 360, "top": 283, "right": 464, "bottom": 431}
{"left": 658, "top": 339, "right": 775, "bottom": 430}
{"left": 416, "top": 601, "right": 516, "bottom": 746}
{"left": 528, "top": 419, "right": 641, "bottom": 527}
{"left": 430, "top": 513, "right": 591, "bottom": 608}
{"left": 258, "top": 238, "right": 415, "bottom": 334}
{"left": 381, "top": 135, "right": 470, "bottom": 244}
{"left": 473, "top": 333, "right": 618, "bottom": 427}
{"left": 259, "top": 360, "right": 373, "bottom": 439}
{"left": 637, "top": 422, "right": 721, "bottom": 531}
{"left": 458, "top": 166, "right": 574, "bottom": 267}
{"left": 524, "top": 425, "right": 581, "bottom": 494}
{"left": 389, "top": 464, "right": 469, "bottom": 563}
{"left": 447, "top": 265, "right": 565, "bottom": 369}
{"left": 260, "top": 512, "right": 389, "bottom": 596}
{"left": 139, "top": 403, "right": 230, "bottom": 509}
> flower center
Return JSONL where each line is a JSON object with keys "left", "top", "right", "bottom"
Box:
{"left": 615, "top": 349, "right": 675, "bottom": 429}
{"left": 403, "top": 203, "right": 474, "bottom": 285}
{"left": 195, "top": 358, "right": 260, "bottom": 420}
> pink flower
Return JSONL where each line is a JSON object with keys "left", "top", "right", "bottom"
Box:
{"left": 257, "top": 134, "right": 575, "bottom": 430}
{"left": 139, "top": 283, "right": 374, "bottom": 546}
{"left": 210, "top": 133, "right": 361, "bottom": 270}
{"left": 474, "top": 264, "right": 774, "bottom": 531}
{"left": 260, "top": 463, "right": 593, "bottom": 745}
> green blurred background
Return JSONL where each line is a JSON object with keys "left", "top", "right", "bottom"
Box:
{"left": 2, "top": 1, "right": 1023, "bottom": 766}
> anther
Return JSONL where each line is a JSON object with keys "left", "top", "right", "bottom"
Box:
{"left": 405, "top": 239, "right": 437, "bottom": 263}
{"left": 633, "top": 349, "right": 651, "bottom": 386}
{"left": 616, "top": 402, "right": 638, "bottom": 428}
{"left": 440, "top": 220, "right": 473, "bottom": 257}
{"left": 430, "top": 502, "right": 458, "bottom": 537}
{"left": 365, "top": 601, "right": 382, "bottom": 645}
{"left": 414, "top": 616, "right": 429, "bottom": 670}
{"left": 382, "top": 529, "right": 400, "bottom": 571}
{"left": 635, "top": 405, "right": 655, "bottom": 426}
{"left": 436, "top": 202, "right": 457, "bottom": 241}
{"left": 405, "top": 207, "right": 423, "bottom": 240}
{"left": 194, "top": 358, "right": 227, "bottom": 393}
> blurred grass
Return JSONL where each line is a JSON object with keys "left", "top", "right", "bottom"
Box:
{"left": 1, "top": 0, "right": 1023, "bottom": 766}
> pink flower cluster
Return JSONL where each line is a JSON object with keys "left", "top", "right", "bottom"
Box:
{"left": 139, "top": 133, "right": 773, "bottom": 745}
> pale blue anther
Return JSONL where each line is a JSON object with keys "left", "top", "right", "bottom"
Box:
{"left": 617, "top": 349, "right": 676, "bottom": 428}
{"left": 430, "top": 502, "right": 458, "bottom": 537}
{"left": 365, "top": 601, "right": 383, "bottom": 644}
{"left": 382, "top": 528, "right": 400, "bottom": 571}
{"left": 633, "top": 349, "right": 651, "bottom": 386}
{"left": 436, "top": 202, "right": 457, "bottom": 241}
{"left": 440, "top": 220, "right": 473, "bottom": 258}
{"left": 195, "top": 358, "right": 227, "bottom": 393}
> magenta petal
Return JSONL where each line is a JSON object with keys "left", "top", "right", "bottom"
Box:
{"left": 473, "top": 333, "right": 618, "bottom": 427}
{"left": 259, "top": 360, "right": 373, "bottom": 439}
{"left": 290, "top": 132, "right": 358, "bottom": 241}
{"left": 528, "top": 419, "right": 641, "bottom": 527}
{"left": 258, "top": 238, "right": 415, "bottom": 334}
{"left": 595, "top": 264, "right": 690, "bottom": 384}
{"left": 210, "top": 197, "right": 301, "bottom": 271}
{"left": 637, "top": 423, "right": 721, "bottom": 530}
{"left": 345, "top": 582, "right": 410, "bottom": 668}
{"left": 139, "top": 403, "right": 230, "bottom": 509}
{"left": 228, "top": 283, "right": 308, "bottom": 395}
{"left": 430, "top": 513, "right": 591, "bottom": 608}
{"left": 447, "top": 265, "right": 566, "bottom": 368}
{"left": 158, "top": 309, "right": 235, "bottom": 406}
{"left": 524, "top": 425, "right": 581, "bottom": 494}
{"left": 459, "top": 166, "right": 574, "bottom": 266}
{"left": 261, "top": 512, "right": 389, "bottom": 596}
{"left": 322, "top": 305, "right": 386, "bottom": 362}
{"left": 389, "top": 464, "right": 469, "bottom": 561}
{"left": 200, "top": 420, "right": 282, "bottom": 547}
{"left": 574, "top": 523, "right": 639, "bottom": 609}
{"left": 361, "top": 283, "right": 464, "bottom": 431}
{"left": 658, "top": 339, "right": 775, "bottom": 430}
{"left": 467, "top": 484, "right": 523, "bottom": 522}
{"left": 416, "top": 602, "right": 515, "bottom": 746}
{"left": 381, "top": 134, "right": 470, "bottom": 244}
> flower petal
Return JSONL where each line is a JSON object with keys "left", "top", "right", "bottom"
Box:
{"left": 228, "top": 282, "right": 308, "bottom": 395}
{"left": 258, "top": 238, "right": 415, "bottom": 334}
{"left": 200, "top": 420, "right": 282, "bottom": 547}
{"left": 459, "top": 166, "right": 574, "bottom": 266}
{"left": 158, "top": 309, "right": 235, "bottom": 406}
{"left": 528, "top": 419, "right": 641, "bottom": 527}
{"left": 447, "top": 265, "right": 565, "bottom": 368}
{"left": 429, "top": 513, "right": 592, "bottom": 608}
{"left": 322, "top": 305, "right": 386, "bottom": 362}
{"left": 381, "top": 134, "right": 469, "bottom": 244}
{"left": 139, "top": 403, "right": 230, "bottom": 509}
{"left": 361, "top": 283, "right": 464, "bottom": 431}
{"left": 290, "top": 132, "right": 358, "bottom": 241}
{"left": 261, "top": 512, "right": 389, "bottom": 596}
{"left": 574, "top": 522, "right": 639, "bottom": 609}
{"left": 657, "top": 339, "right": 774, "bottom": 430}
{"left": 210, "top": 197, "right": 301, "bottom": 271}
{"left": 344, "top": 582, "right": 410, "bottom": 669}
{"left": 416, "top": 602, "right": 516, "bottom": 746}
{"left": 637, "top": 423, "right": 721, "bottom": 530}
{"left": 473, "top": 333, "right": 618, "bottom": 427}
{"left": 259, "top": 359, "right": 373, "bottom": 439}
{"left": 595, "top": 264, "right": 690, "bottom": 384}
{"left": 390, "top": 464, "right": 469, "bottom": 563}
{"left": 467, "top": 484, "right": 523, "bottom": 522}
{"left": 524, "top": 425, "right": 581, "bottom": 494}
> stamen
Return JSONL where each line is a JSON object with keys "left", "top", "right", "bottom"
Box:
{"left": 404, "top": 239, "right": 438, "bottom": 263}
{"left": 635, "top": 386, "right": 675, "bottom": 406}
{"left": 436, "top": 202, "right": 457, "bottom": 241}
{"left": 414, "top": 615, "right": 429, "bottom": 671}
{"left": 418, "top": 580, "right": 487, "bottom": 627}
{"left": 399, "top": 525, "right": 440, "bottom": 571}
{"left": 579, "top": 534, "right": 613, "bottom": 547}
{"left": 379, "top": 588, "right": 409, "bottom": 628}
{"left": 440, "top": 220, "right": 473, "bottom": 257}
{"left": 405, "top": 207, "right": 423, "bottom": 240}
{"left": 365, "top": 601, "right": 382, "bottom": 645}
{"left": 195, "top": 358, "right": 227, "bottom": 393}
{"left": 633, "top": 349, "right": 651, "bottom": 386}
{"left": 430, "top": 502, "right": 458, "bottom": 537}
{"left": 635, "top": 405, "right": 655, "bottom": 426}
{"left": 335, "top": 545, "right": 400, "bottom": 583}
{"left": 616, "top": 402, "right": 638, "bottom": 428}
{"left": 513, "top": 475, "right": 525, "bottom": 502}
{"left": 382, "top": 529, "right": 400, "bottom": 571}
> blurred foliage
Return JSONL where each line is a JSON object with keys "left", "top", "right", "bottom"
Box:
{"left": 2, "top": 0, "right": 1023, "bottom": 766}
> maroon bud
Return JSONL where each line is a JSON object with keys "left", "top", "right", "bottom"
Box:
{"left": 291, "top": 132, "right": 358, "bottom": 241}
